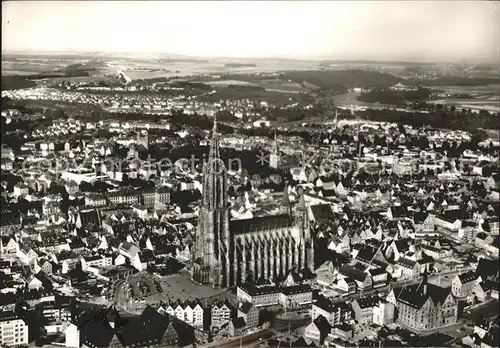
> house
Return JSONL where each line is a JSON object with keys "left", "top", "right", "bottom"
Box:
{"left": 132, "top": 203, "right": 148, "bottom": 219}
{"left": 394, "top": 257, "right": 420, "bottom": 280}
{"left": 373, "top": 299, "right": 395, "bottom": 326}
{"left": 0, "top": 311, "right": 29, "bottom": 346}
{"left": 157, "top": 301, "right": 204, "bottom": 328}
{"left": 385, "top": 239, "right": 411, "bottom": 262}
{"left": 327, "top": 235, "right": 351, "bottom": 254}
{"left": 331, "top": 323, "right": 354, "bottom": 341}
{"left": 486, "top": 173, "right": 500, "bottom": 190}
{"left": 237, "top": 302, "right": 259, "bottom": 329}
{"left": 279, "top": 284, "right": 313, "bottom": 308}
{"left": 413, "top": 212, "right": 435, "bottom": 235}
{"left": 369, "top": 268, "right": 388, "bottom": 289}
{"left": 211, "top": 300, "right": 232, "bottom": 330}
{"left": 337, "top": 277, "right": 357, "bottom": 294}
{"left": 37, "top": 259, "right": 54, "bottom": 275}
{"left": 16, "top": 246, "right": 38, "bottom": 265}
{"left": 392, "top": 272, "right": 458, "bottom": 333}
{"left": 85, "top": 194, "right": 107, "bottom": 207}
{"left": 387, "top": 206, "right": 410, "bottom": 220}
{"left": 227, "top": 317, "right": 246, "bottom": 337}
{"left": 236, "top": 284, "right": 312, "bottom": 308}
{"left": 451, "top": 271, "right": 478, "bottom": 298}
{"left": 0, "top": 237, "right": 19, "bottom": 257}
{"left": 470, "top": 280, "right": 495, "bottom": 302}
{"left": 351, "top": 296, "right": 379, "bottom": 326}
{"left": 13, "top": 183, "right": 29, "bottom": 197}
{"left": 474, "top": 319, "right": 492, "bottom": 339}
{"left": 339, "top": 265, "right": 372, "bottom": 291}
{"left": 353, "top": 244, "right": 386, "bottom": 265}
{"left": 27, "top": 272, "right": 53, "bottom": 291}
{"left": 311, "top": 295, "right": 353, "bottom": 326}
{"left": 421, "top": 243, "right": 449, "bottom": 259}
{"left": 481, "top": 330, "right": 499, "bottom": 348}
{"left": 434, "top": 212, "right": 462, "bottom": 233}
{"left": 475, "top": 258, "right": 499, "bottom": 282}
{"left": 304, "top": 315, "right": 331, "bottom": 345}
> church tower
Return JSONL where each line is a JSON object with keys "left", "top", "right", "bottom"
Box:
{"left": 269, "top": 133, "right": 280, "bottom": 169}
{"left": 295, "top": 187, "right": 314, "bottom": 271}
{"left": 137, "top": 130, "right": 149, "bottom": 150}
{"left": 193, "top": 116, "right": 231, "bottom": 287}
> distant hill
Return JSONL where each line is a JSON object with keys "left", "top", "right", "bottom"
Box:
{"left": 412, "top": 76, "right": 500, "bottom": 86}
{"left": 319, "top": 59, "right": 436, "bottom": 66}
{"left": 224, "top": 63, "right": 257, "bottom": 68}
{"left": 282, "top": 69, "right": 402, "bottom": 93}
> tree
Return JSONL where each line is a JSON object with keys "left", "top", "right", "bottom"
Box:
{"left": 78, "top": 181, "right": 93, "bottom": 192}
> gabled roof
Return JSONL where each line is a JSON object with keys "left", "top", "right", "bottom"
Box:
{"left": 354, "top": 295, "right": 379, "bottom": 309}
{"left": 390, "top": 206, "right": 409, "bottom": 218}
{"left": 396, "top": 257, "right": 416, "bottom": 269}
{"left": 312, "top": 314, "right": 332, "bottom": 334}
{"left": 239, "top": 302, "right": 254, "bottom": 314}
{"left": 369, "top": 267, "right": 387, "bottom": 277}
{"left": 339, "top": 264, "right": 369, "bottom": 282}
{"left": 393, "top": 239, "right": 410, "bottom": 252}
{"left": 355, "top": 245, "right": 378, "bottom": 264}
{"left": 119, "top": 305, "right": 168, "bottom": 347}
{"left": 458, "top": 271, "right": 477, "bottom": 284}
{"left": 310, "top": 204, "right": 335, "bottom": 222}
{"left": 475, "top": 258, "right": 499, "bottom": 280}
{"left": 80, "top": 317, "right": 118, "bottom": 348}
{"left": 396, "top": 280, "right": 452, "bottom": 310}
{"left": 477, "top": 280, "right": 496, "bottom": 292}
{"left": 231, "top": 317, "right": 246, "bottom": 329}
{"left": 413, "top": 211, "right": 429, "bottom": 224}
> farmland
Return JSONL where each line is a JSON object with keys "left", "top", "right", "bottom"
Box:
{"left": 427, "top": 84, "right": 500, "bottom": 113}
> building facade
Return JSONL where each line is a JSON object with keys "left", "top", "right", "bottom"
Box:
{"left": 393, "top": 273, "right": 458, "bottom": 333}
{"left": 0, "top": 312, "right": 29, "bottom": 346}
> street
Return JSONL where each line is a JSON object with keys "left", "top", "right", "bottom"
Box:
{"left": 199, "top": 329, "right": 274, "bottom": 348}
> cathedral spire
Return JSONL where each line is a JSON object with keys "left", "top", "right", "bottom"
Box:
{"left": 281, "top": 182, "right": 291, "bottom": 216}
{"left": 213, "top": 112, "right": 218, "bottom": 134}
{"left": 297, "top": 186, "right": 306, "bottom": 211}
{"left": 282, "top": 182, "right": 289, "bottom": 205}
{"left": 209, "top": 114, "right": 220, "bottom": 160}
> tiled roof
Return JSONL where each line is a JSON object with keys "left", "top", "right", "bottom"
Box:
{"left": 354, "top": 295, "right": 379, "bottom": 309}
{"left": 396, "top": 281, "right": 451, "bottom": 310}
{"left": 310, "top": 204, "right": 335, "bottom": 221}
{"left": 458, "top": 271, "right": 477, "bottom": 284}
{"left": 230, "top": 214, "right": 293, "bottom": 235}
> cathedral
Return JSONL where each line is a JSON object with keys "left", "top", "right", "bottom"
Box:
{"left": 192, "top": 119, "right": 314, "bottom": 288}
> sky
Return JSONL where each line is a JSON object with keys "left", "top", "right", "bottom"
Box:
{"left": 2, "top": 1, "right": 499, "bottom": 63}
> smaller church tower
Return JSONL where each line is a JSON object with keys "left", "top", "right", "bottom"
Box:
{"left": 269, "top": 132, "right": 280, "bottom": 169}
{"left": 417, "top": 268, "right": 429, "bottom": 295}
{"left": 137, "top": 130, "right": 149, "bottom": 150}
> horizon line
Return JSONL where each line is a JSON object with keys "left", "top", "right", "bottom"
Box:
{"left": 3, "top": 49, "right": 499, "bottom": 66}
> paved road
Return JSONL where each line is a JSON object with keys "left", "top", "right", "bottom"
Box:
{"left": 199, "top": 329, "right": 274, "bottom": 348}
{"left": 462, "top": 299, "right": 499, "bottom": 321}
